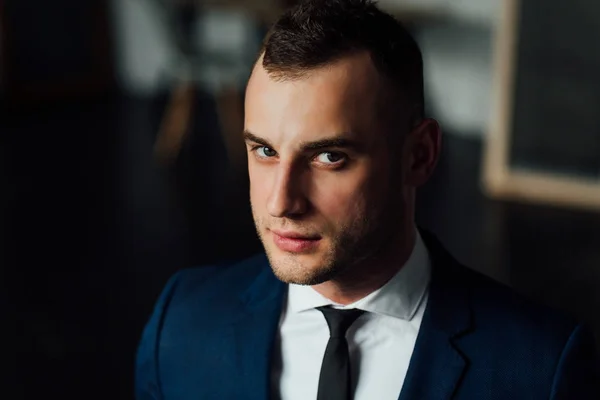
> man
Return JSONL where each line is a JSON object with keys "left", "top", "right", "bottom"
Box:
{"left": 135, "top": 1, "right": 599, "bottom": 399}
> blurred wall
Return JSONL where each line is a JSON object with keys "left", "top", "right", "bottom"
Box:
{"left": 109, "top": 0, "right": 500, "bottom": 136}
{"left": 110, "top": 0, "right": 261, "bottom": 96}
{"left": 408, "top": 0, "right": 500, "bottom": 137}
{"left": 110, "top": 0, "right": 176, "bottom": 96}
{"left": 418, "top": 22, "right": 495, "bottom": 137}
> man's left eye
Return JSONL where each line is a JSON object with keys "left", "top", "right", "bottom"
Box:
{"left": 315, "top": 152, "right": 345, "bottom": 164}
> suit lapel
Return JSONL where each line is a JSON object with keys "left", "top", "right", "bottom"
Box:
{"left": 230, "top": 258, "right": 286, "bottom": 400}
{"left": 399, "top": 231, "right": 474, "bottom": 400}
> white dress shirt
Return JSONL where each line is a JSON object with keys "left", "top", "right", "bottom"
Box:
{"left": 271, "top": 231, "right": 432, "bottom": 400}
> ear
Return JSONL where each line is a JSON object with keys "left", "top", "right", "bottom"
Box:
{"left": 404, "top": 118, "right": 441, "bottom": 187}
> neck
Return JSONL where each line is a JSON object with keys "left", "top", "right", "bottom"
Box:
{"left": 311, "top": 225, "right": 417, "bottom": 305}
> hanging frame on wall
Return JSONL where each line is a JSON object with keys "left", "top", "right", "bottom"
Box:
{"left": 482, "top": 0, "right": 600, "bottom": 212}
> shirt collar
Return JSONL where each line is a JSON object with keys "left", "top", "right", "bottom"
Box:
{"left": 287, "top": 230, "right": 431, "bottom": 321}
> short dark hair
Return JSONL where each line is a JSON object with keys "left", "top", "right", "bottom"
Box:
{"left": 261, "top": 0, "right": 424, "bottom": 125}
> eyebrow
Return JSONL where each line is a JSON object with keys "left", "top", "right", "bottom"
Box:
{"left": 243, "top": 130, "right": 363, "bottom": 152}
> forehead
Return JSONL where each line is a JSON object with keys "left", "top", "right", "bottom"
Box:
{"left": 244, "top": 52, "right": 387, "bottom": 148}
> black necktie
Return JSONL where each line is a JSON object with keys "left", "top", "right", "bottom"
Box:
{"left": 316, "top": 306, "right": 365, "bottom": 400}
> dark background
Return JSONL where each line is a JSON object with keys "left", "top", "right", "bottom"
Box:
{"left": 1, "top": 0, "right": 600, "bottom": 398}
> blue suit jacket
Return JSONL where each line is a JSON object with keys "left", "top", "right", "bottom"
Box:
{"left": 136, "top": 232, "right": 599, "bottom": 399}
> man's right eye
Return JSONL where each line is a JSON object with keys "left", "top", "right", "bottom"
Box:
{"left": 255, "top": 146, "right": 277, "bottom": 158}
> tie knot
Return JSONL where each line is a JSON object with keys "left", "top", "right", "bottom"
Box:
{"left": 317, "top": 306, "right": 365, "bottom": 338}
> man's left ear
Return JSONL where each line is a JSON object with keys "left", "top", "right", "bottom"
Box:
{"left": 404, "top": 118, "right": 441, "bottom": 186}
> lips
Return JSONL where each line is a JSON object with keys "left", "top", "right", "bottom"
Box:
{"left": 271, "top": 230, "right": 321, "bottom": 253}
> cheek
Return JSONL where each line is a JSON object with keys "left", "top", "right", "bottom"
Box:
{"left": 248, "top": 164, "right": 269, "bottom": 207}
{"left": 311, "top": 171, "right": 371, "bottom": 219}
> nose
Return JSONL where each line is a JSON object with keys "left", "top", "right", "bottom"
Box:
{"left": 266, "top": 163, "right": 308, "bottom": 218}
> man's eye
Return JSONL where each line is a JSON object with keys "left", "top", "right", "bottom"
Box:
{"left": 255, "top": 146, "right": 277, "bottom": 158}
{"left": 315, "top": 152, "right": 346, "bottom": 164}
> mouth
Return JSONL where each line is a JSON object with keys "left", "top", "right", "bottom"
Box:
{"left": 270, "top": 229, "right": 321, "bottom": 253}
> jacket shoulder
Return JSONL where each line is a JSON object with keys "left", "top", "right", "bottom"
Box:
{"left": 422, "top": 229, "right": 577, "bottom": 334}
{"left": 451, "top": 262, "right": 586, "bottom": 379}
{"left": 452, "top": 265, "right": 599, "bottom": 397}
{"left": 169, "top": 253, "right": 270, "bottom": 303}
{"left": 461, "top": 264, "right": 578, "bottom": 333}
{"left": 135, "top": 254, "right": 273, "bottom": 398}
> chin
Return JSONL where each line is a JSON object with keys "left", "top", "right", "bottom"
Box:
{"left": 265, "top": 249, "right": 338, "bottom": 286}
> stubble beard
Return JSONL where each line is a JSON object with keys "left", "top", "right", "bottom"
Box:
{"left": 251, "top": 204, "right": 397, "bottom": 286}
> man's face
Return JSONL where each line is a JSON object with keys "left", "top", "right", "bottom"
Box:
{"left": 244, "top": 52, "right": 409, "bottom": 285}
